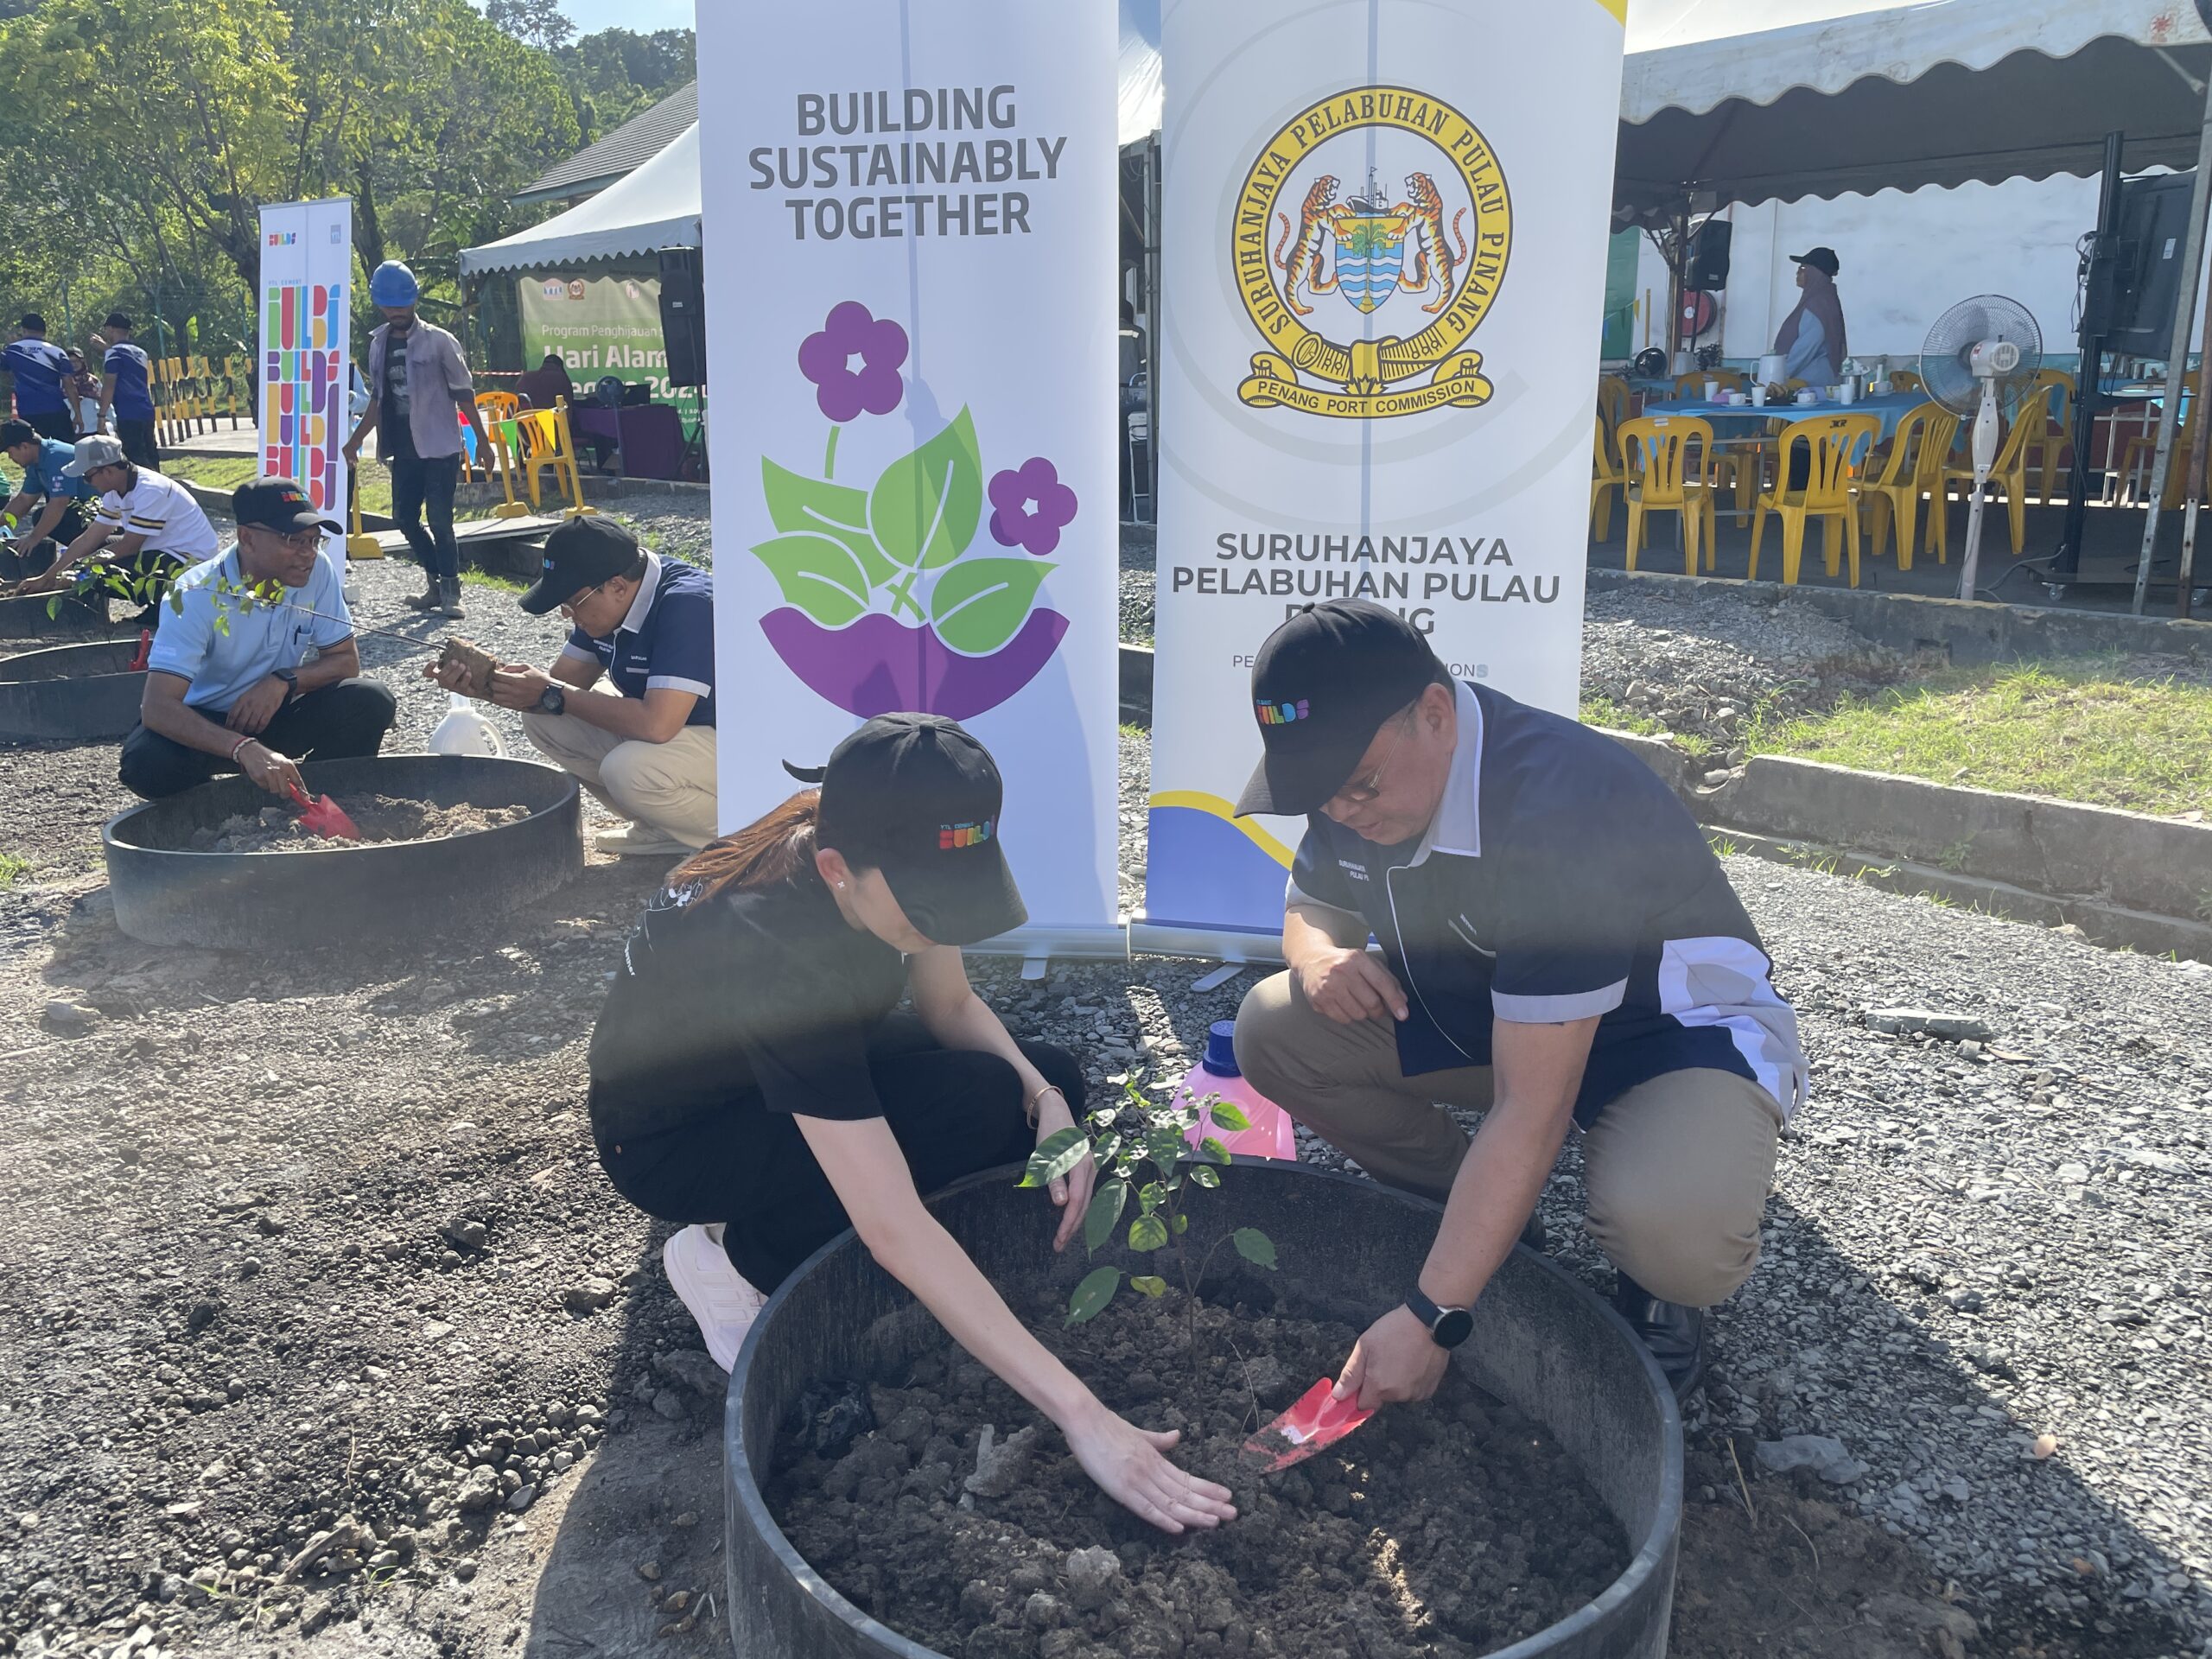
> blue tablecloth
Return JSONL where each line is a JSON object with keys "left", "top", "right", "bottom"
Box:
{"left": 1643, "top": 391, "right": 1932, "bottom": 446}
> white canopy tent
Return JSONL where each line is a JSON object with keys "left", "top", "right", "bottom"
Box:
{"left": 1616, "top": 0, "right": 2212, "bottom": 221}
{"left": 460, "top": 123, "right": 702, "bottom": 276}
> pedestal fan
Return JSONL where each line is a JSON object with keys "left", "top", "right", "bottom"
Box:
{"left": 1920, "top": 296, "right": 2043, "bottom": 600}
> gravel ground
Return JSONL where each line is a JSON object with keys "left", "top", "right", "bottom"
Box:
{"left": 2, "top": 520, "right": 2209, "bottom": 1659}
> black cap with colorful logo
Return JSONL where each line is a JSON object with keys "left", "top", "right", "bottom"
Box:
{"left": 785, "top": 713, "right": 1027, "bottom": 947}
{"left": 1235, "top": 599, "right": 1443, "bottom": 817}
{"left": 519, "top": 516, "right": 641, "bottom": 614}
{"left": 232, "top": 475, "right": 342, "bottom": 536}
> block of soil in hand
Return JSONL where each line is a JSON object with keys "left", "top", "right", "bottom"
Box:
{"left": 438, "top": 638, "right": 499, "bottom": 698}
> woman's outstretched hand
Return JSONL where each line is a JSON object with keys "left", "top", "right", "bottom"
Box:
{"left": 1061, "top": 1400, "right": 1236, "bottom": 1535}
{"left": 1033, "top": 1090, "right": 1096, "bottom": 1253}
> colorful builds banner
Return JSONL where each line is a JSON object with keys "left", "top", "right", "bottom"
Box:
{"left": 1141, "top": 0, "right": 1626, "bottom": 950}
{"left": 698, "top": 0, "right": 1121, "bottom": 948}
{"left": 257, "top": 199, "right": 352, "bottom": 536}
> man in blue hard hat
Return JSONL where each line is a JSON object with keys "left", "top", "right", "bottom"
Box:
{"left": 342, "top": 260, "right": 491, "bottom": 620}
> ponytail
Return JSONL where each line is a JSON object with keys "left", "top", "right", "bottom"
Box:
{"left": 669, "top": 789, "right": 822, "bottom": 899}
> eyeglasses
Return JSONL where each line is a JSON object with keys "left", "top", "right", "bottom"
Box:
{"left": 248, "top": 524, "right": 321, "bottom": 550}
{"left": 1331, "top": 705, "right": 1417, "bottom": 806}
{"left": 557, "top": 580, "right": 611, "bottom": 618}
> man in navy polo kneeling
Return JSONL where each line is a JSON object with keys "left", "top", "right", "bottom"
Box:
{"left": 431, "top": 517, "right": 716, "bottom": 856}
{"left": 121, "top": 478, "right": 397, "bottom": 800}
{"left": 1230, "top": 601, "right": 1808, "bottom": 1402}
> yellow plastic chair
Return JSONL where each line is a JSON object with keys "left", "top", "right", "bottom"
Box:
{"left": 1617, "top": 414, "right": 1718, "bottom": 575}
{"left": 1944, "top": 384, "right": 2056, "bottom": 553}
{"left": 1889, "top": 370, "right": 1923, "bottom": 393}
{"left": 1674, "top": 369, "right": 1749, "bottom": 398}
{"left": 1598, "top": 375, "right": 1632, "bottom": 438}
{"left": 2014, "top": 370, "right": 2075, "bottom": 503}
{"left": 2108, "top": 393, "right": 2192, "bottom": 512}
{"left": 476, "top": 391, "right": 520, "bottom": 425}
{"left": 1591, "top": 414, "right": 1630, "bottom": 541}
{"left": 1859, "top": 404, "right": 1955, "bottom": 572}
{"left": 1748, "top": 413, "right": 1881, "bottom": 586}
{"left": 516, "top": 399, "right": 599, "bottom": 518}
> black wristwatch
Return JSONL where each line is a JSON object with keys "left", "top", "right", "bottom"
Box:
{"left": 273, "top": 667, "right": 298, "bottom": 702}
{"left": 1405, "top": 1286, "right": 1474, "bottom": 1350}
{"left": 537, "top": 683, "right": 566, "bottom": 715}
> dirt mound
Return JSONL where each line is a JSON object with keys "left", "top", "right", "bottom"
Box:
{"left": 186, "top": 795, "right": 533, "bottom": 853}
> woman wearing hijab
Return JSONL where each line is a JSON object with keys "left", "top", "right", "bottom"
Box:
{"left": 587, "top": 712, "right": 1238, "bottom": 1535}
{"left": 1772, "top": 246, "right": 1847, "bottom": 387}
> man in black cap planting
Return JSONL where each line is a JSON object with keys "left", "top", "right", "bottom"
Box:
{"left": 121, "top": 478, "right": 394, "bottom": 800}
{"left": 428, "top": 516, "right": 716, "bottom": 855}
{"left": 1230, "top": 600, "right": 1807, "bottom": 1402}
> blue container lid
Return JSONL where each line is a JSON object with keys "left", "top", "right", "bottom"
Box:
{"left": 1201, "top": 1019, "right": 1240, "bottom": 1077}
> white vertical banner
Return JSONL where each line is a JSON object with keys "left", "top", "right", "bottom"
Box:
{"left": 1141, "top": 0, "right": 1627, "bottom": 951}
{"left": 701, "top": 0, "right": 1122, "bottom": 950}
{"left": 257, "top": 199, "right": 353, "bottom": 541}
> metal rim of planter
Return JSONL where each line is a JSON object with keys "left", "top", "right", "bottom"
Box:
{"left": 101, "top": 753, "right": 584, "bottom": 950}
{"left": 0, "top": 639, "right": 145, "bottom": 744}
{"left": 723, "top": 1160, "right": 1685, "bottom": 1659}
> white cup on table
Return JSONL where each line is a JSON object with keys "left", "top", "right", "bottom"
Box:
{"left": 1703, "top": 379, "right": 1719, "bottom": 402}
{"left": 1751, "top": 387, "right": 1769, "bottom": 407}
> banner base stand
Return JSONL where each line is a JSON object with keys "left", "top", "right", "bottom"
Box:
{"left": 968, "top": 923, "right": 1132, "bottom": 967}
{"left": 1126, "top": 922, "right": 1287, "bottom": 968}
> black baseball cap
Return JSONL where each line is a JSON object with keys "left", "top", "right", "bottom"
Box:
{"left": 785, "top": 714, "right": 1027, "bottom": 947}
{"left": 104, "top": 311, "right": 133, "bottom": 331}
{"left": 520, "top": 516, "right": 640, "bottom": 613}
{"left": 17, "top": 314, "right": 45, "bottom": 333}
{"left": 232, "top": 475, "right": 341, "bottom": 536}
{"left": 1789, "top": 247, "right": 1840, "bottom": 276}
{"left": 1235, "top": 600, "right": 1443, "bottom": 817}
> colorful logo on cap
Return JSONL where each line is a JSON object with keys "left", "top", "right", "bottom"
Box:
{"left": 1256, "top": 699, "right": 1311, "bottom": 726}
{"left": 939, "top": 820, "right": 995, "bottom": 850}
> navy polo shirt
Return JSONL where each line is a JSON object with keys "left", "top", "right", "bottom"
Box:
{"left": 559, "top": 552, "right": 715, "bottom": 727}
{"left": 104, "top": 342, "right": 155, "bottom": 422}
{"left": 4, "top": 338, "right": 69, "bottom": 416}
{"left": 1286, "top": 680, "right": 1808, "bottom": 1126}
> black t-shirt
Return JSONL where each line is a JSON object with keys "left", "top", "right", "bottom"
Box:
{"left": 379, "top": 329, "right": 417, "bottom": 462}
{"left": 587, "top": 871, "right": 907, "bottom": 1141}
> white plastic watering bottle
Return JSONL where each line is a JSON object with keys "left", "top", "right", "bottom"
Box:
{"left": 1179, "top": 1020, "right": 1299, "bottom": 1162}
{"left": 429, "top": 693, "right": 506, "bottom": 758}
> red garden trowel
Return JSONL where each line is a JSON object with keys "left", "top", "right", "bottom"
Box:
{"left": 1243, "top": 1379, "right": 1375, "bottom": 1473}
{"left": 288, "top": 783, "right": 361, "bottom": 841}
{"left": 127, "top": 628, "right": 152, "bottom": 672}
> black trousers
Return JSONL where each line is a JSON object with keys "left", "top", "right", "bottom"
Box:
{"left": 116, "top": 419, "right": 162, "bottom": 472}
{"left": 25, "top": 409, "right": 73, "bottom": 444}
{"left": 118, "top": 678, "right": 397, "bottom": 799}
{"left": 386, "top": 453, "right": 461, "bottom": 584}
{"left": 594, "top": 1014, "right": 1087, "bottom": 1293}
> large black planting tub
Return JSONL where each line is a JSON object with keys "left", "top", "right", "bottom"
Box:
{"left": 0, "top": 589, "right": 111, "bottom": 641}
{"left": 102, "top": 753, "right": 582, "bottom": 950}
{"left": 724, "top": 1161, "right": 1684, "bottom": 1659}
{"left": 0, "top": 639, "right": 145, "bottom": 743}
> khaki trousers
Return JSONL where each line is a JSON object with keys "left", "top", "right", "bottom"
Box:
{"left": 1234, "top": 969, "right": 1783, "bottom": 1308}
{"left": 520, "top": 704, "right": 720, "bottom": 850}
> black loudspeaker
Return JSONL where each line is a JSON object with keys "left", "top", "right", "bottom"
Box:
{"left": 1686, "top": 218, "right": 1732, "bottom": 291}
{"left": 658, "top": 246, "right": 707, "bottom": 389}
{"left": 2107, "top": 173, "right": 2196, "bottom": 357}
{"left": 620, "top": 380, "right": 652, "bottom": 407}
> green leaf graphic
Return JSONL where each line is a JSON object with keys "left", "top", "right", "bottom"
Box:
{"left": 930, "top": 557, "right": 1052, "bottom": 655}
{"left": 1067, "top": 1265, "right": 1121, "bottom": 1324}
{"left": 761, "top": 458, "right": 899, "bottom": 588}
{"left": 869, "top": 407, "right": 982, "bottom": 570}
{"left": 751, "top": 533, "right": 869, "bottom": 627}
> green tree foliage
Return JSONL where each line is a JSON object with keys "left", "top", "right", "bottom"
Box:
{"left": 0, "top": 0, "right": 581, "bottom": 353}
{"left": 552, "top": 27, "right": 696, "bottom": 139}
{"left": 486, "top": 0, "right": 571, "bottom": 53}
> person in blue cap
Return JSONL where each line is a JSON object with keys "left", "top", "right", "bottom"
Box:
{"left": 342, "top": 260, "right": 490, "bottom": 620}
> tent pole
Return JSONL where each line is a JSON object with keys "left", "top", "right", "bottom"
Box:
{"left": 2056, "top": 130, "right": 2126, "bottom": 576}
{"left": 2179, "top": 229, "right": 2212, "bottom": 619}
{"left": 2133, "top": 70, "right": 2212, "bottom": 614}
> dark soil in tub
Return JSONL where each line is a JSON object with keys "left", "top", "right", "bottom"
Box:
{"left": 768, "top": 1287, "right": 1630, "bottom": 1659}
{"left": 185, "top": 793, "right": 534, "bottom": 852}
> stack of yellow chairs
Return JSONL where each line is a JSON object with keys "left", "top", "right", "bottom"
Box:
{"left": 1747, "top": 412, "right": 1882, "bottom": 586}
{"left": 1943, "top": 382, "right": 2057, "bottom": 552}
{"left": 1858, "top": 404, "right": 1961, "bottom": 571}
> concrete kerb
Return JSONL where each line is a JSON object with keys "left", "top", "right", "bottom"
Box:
{"left": 1602, "top": 729, "right": 2212, "bottom": 964}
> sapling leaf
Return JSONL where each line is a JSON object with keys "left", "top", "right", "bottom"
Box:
{"left": 1018, "top": 1126, "right": 1089, "bottom": 1189}
{"left": 1173, "top": 1213, "right": 1189, "bottom": 1235}
{"left": 1082, "top": 1179, "right": 1127, "bottom": 1255}
{"left": 1091, "top": 1134, "right": 1122, "bottom": 1168}
{"left": 1131, "top": 1276, "right": 1168, "bottom": 1299}
{"left": 1128, "top": 1215, "right": 1168, "bottom": 1252}
{"left": 1232, "top": 1228, "right": 1278, "bottom": 1269}
{"left": 1198, "top": 1137, "right": 1231, "bottom": 1166}
{"left": 1205, "top": 1100, "right": 1253, "bottom": 1133}
{"left": 1138, "top": 1181, "right": 1165, "bottom": 1214}
{"left": 1190, "top": 1166, "right": 1221, "bottom": 1190}
{"left": 1146, "top": 1128, "right": 1184, "bottom": 1170}
{"left": 1067, "top": 1266, "right": 1121, "bottom": 1324}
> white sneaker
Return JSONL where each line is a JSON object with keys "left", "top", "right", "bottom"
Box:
{"left": 595, "top": 822, "right": 693, "bottom": 859}
{"left": 661, "top": 1225, "right": 767, "bottom": 1372}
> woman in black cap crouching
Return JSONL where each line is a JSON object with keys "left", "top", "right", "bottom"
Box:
{"left": 588, "top": 713, "right": 1236, "bottom": 1535}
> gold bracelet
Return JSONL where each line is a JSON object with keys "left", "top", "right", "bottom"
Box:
{"left": 1026, "top": 1083, "right": 1065, "bottom": 1122}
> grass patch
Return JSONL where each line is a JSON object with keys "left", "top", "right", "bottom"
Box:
{"left": 1580, "top": 695, "right": 1665, "bottom": 737}
{"left": 0, "top": 851, "right": 29, "bottom": 885}
{"left": 168, "top": 454, "right": 394, "bottom": 518}
{"left": 1749, "top": 660, "right": 2212, "bottom": 818}
{"left": 464, "top": 569, "right": 530, "bottom": 595}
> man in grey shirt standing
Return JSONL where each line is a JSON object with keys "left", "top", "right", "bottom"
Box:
{"left": 342, "top": 260, "right": 491, "bottom": 620}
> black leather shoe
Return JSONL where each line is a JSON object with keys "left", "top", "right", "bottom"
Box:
{"left": 1612, "top": 1274, "right": 1706, "bottom": 1401}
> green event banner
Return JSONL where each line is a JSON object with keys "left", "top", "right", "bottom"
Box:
{"left": 518, "top": 273, "right": 699, "bottom": 417}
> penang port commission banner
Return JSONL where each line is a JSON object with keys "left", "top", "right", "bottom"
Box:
{"left": 1141, "top": 0, "right": 1627, "bottom": 951}
{"left": 697, "top": 0, "right": 1122, "bottom": 950}
{"left": 257, "top": 199, "right": 352, "bottom": 542}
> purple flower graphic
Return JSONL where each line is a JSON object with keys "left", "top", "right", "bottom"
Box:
{"left": 987, "top": 457, "right": 1079, "bottom": 556}
{"left": 798, "top": 302, "right": 908, "bottom": 423}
